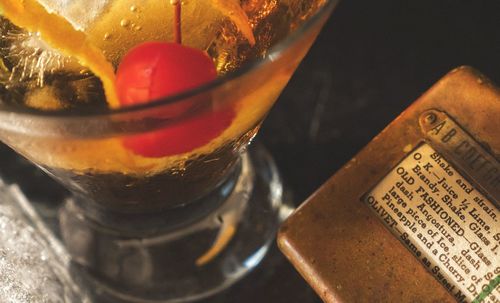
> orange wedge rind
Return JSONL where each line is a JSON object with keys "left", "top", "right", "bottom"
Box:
{"left": 0, "top": 0, "right": 254, "bottom": 109}
{"left": 0, "top": 0, "right": 120, "bottom": 108}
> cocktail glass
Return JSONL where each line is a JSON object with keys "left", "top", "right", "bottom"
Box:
{"left": 0, "top": 0, "right": 338, "bottom": 302}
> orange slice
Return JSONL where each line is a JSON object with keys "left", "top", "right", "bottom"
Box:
{"left": 0, "top": 0, "right": 254, "bottom": 108}
{"left": 0, "top": 0, "right": 120, "bottom": 108}
{"left": 0, "top": 0, "right": 277, "bottom": 176}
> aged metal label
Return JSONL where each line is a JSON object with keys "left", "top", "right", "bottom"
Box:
{"left": 419, "top": 110, "right": 499, "bottom": 206}
{"left": 363, "top": 144, "right": 500, "bottom": 303}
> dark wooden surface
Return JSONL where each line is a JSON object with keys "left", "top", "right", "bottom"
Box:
{"left": 0, "top": 0, "right": 499, "bottom": 302}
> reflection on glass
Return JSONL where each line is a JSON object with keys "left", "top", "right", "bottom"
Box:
{"left": 0, "top": 0, "right": 337, "bottom": 301}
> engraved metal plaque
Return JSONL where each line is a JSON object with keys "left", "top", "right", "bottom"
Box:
{"left": 420, "top": 110, "right": 500, "bottom": 206}
{"left": 363, "top": 143, "right": 499, "bottom": 302}
{"left": 278, "top": 66, "right": 500, "bottom": 303}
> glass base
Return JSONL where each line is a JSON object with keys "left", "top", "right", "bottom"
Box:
{"left": 59, "top": 144, "right": 292, "bottom": 303}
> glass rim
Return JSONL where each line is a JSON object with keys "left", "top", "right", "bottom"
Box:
{"left": 0, "top": 0, "right": 339, "bottom": 119}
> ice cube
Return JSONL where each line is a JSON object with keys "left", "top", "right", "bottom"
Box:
{"left": 37, "top": 0, "right": 111, "bottom": 31}
{"left": 0, "top": 17, "right": 84, "bottom": 87}
{"left": 24, "top": 85, "right": 64, "bottom": 110}
{"left": 208, "top": 0, "right": 281, "bottom": 74}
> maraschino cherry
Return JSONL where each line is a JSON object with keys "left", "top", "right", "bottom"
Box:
{"left": 115, "top": 0, "right": 234, "bottom": 157}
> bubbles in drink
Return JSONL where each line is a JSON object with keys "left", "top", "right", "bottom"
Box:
{"left": 0, "top": 0, "right": 326, "bottom": 201}
{"left": 120, "top": 19, "right": 131, "bottom": 28}
{"left": 0, "top": 0, "right": 322, "bottom": 111}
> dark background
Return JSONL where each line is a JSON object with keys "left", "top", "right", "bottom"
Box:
{"left": 0, "top": 0, "right": 499, "bottom": 302}
{"left": 264, "top": 0, "right": 500, "bottom": 205}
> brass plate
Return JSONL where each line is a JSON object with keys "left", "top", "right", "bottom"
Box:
{"left": 278, "top": 66, "right": 500, "bottom": 303}
{"left": 420, "top": 109, "right": 499, "bottom": 206}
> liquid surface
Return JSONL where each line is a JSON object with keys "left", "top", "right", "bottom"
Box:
{"left": 0, "top": 0, "right": 323, "bottom": 175}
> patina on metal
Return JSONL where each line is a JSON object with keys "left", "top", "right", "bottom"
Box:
{"left": 419, "top": 109, "right": 499, "bottom": 206}
{"left": 278, "top": 66, "right": 500, "bottom": 302}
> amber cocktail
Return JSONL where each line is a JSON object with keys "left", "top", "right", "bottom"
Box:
{"left": 0, "top": 0, "right": 338, "bottom": 301}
